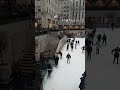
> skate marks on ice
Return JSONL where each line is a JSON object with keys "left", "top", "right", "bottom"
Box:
{"left": 44, "top": 38, "right": 85, "bottom": 90}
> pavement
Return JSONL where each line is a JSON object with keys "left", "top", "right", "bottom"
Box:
{"left": 85, "top": 28, "right": 120, "bottom": 90}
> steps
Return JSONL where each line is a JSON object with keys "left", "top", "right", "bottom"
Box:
{"left": 18, "top": 38, "right": 35, "bottom": 79}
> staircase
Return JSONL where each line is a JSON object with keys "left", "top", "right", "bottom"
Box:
{"left": 18, "top": 36, "right": 35, "bottom": 79}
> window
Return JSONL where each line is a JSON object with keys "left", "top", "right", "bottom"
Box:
{"left": 38, "top": 9, "right": 41, "bottom": 12}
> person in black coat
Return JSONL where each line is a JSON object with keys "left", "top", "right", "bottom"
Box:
{"left": 54, "top": 55, "right": 59, "bottom": 67}
{"left": 78, "top": 40, "right": 80, "bottom": 44}
{"left": 81, "top": 46, "right": 85, "bottom": 53}
{"left": 111, "top": 47, "right": 120, "bottom": 64}
{"left": 97, "top": 34, "right": 102, "bottom": 43}
{"left": 66, "top": 53, "right": 71, "bottom": 64}
{"left": 111, "top": 22, "right": 114, "bottom": 31}
{"left": 66, "top": 44, "right": 69, "bottom": 51}
{"left": 102, "top": 34, "right": 107, "bottom": 46}
{"left": 86, "top": 45, "right": 92, "bottom": 59}
{"left": 79, "top": 77, "right": 85, "bottom": 90}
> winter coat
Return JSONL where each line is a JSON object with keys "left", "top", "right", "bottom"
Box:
{"left": 96, "top": 41, "right": 100, "bottom": 49}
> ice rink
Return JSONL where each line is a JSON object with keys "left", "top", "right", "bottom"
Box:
{"left": 44, "top": 38, "right": 85, "bottom": 90}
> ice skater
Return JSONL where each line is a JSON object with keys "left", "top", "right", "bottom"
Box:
{"left": 54, "top": 55, "right": 59, "bottom": 67}
{"left": 66, "top": 53, "right": 71, "bottom": 64}
{"left": 111, "top": 47, "right": 120, "bottom": 64}
{"left": 58, "top": 51, "right": 62, "bottom": 59}
{"left": 78, "top": 40, "right": 80, "bottom": 45}
{"left": 71, "top": 45, "right": 74, "bottom": 51}
{"left": 66, "top": 44, "right": 69, "bottom": 51}
{"left": 81, "top": 46, "right": 85, "bottom": 53}
{"left": 102, "top": 34, "right": 107, "bottom": 46}
{"left": 76, "top": 40, "right": 78, "bottom": 44}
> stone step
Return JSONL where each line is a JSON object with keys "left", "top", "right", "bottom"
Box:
{"left": 21, "top": 70, "right": 34, "bottom": 74}
{"left": 23, "top": 55, "right": 34, "bottom": 58}
{"left": 24, "top": 52, "right": 34, "bottom": 56}
{"left": 19, "top": 61, "right": 34, "bottom": 64}
{"left": 20, "top": 67, "right": 34, "bottom": 70}
{"left": 20, "top": 63, "right": 34, "bottom": 67}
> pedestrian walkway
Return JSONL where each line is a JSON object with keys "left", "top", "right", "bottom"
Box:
{"left": 44, "top": 38, "right": 85, "bottom": 90}
{"left": 86, "top": 28, "right": 120, "bottom": 90}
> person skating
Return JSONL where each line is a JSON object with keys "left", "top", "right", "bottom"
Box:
{"left": 111, "top": 47, "right": 120, "bottom": 64}
{"left": 81, "top": 46, "right": 85, "bottom": 53}
{"left": 66, "top": 53, "right": 71, "bottom": 64}
{"left": 75, "top": 40, "right": 78, "bottom": 45}
{"left": 78, "top": 40, "right": 80, "bottom": 45}
{"left": 54, "top": 55, "right": 59, "bottom": 67}
{"left": 58, "top": 51, "right": 62, "bottom": 59}
{"left": 95, "top": 40, "right": 100, "bottom": 55}
{"left": 102, "top": 34, "right": 107, "bottom": 46}
{"left": 66, "top": 44, "right": 69, "bottom": 51}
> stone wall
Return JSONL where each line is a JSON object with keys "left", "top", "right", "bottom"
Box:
{"left": 56, "top": 36, "right": 68, "bottom": 53}
{"left": 0, "top": 20, "right": 33, "bottom": 81}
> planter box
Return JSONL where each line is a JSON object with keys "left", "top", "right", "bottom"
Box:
{"left": 0, "top": 63, "right": 11, "bottom": 81}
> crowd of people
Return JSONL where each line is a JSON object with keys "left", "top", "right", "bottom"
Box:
{"left": 85, "top": 27, "right": 108, "bottom": 60}
{"left": 85, "top": 24, "right": 120, "bottom": 64}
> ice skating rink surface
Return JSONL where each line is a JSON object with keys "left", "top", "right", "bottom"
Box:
{"left": 44, "top": 38, "right": 85, "bottom": 90}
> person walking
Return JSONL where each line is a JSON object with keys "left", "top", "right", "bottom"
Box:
{"left": 102, "top": 34, "right": 107, "bottom": 46}
{"left": 78, "top": 40, "right": 80, "bottom": 45}
{"left": 95, "top": 40, "right": 100, "bottom": 55}
{"left": 111, "top": 47, "right": 120, "bottom": 64}
{"left": 86, "top": 45, "right": 92, "bottom": 59}
{"left": 111, "top": 22, "right": 115, "bottom": 31}
{"left": 97, "top": 34, "right": 102, "bottom": 43}
{"left": 79, "top": 77, "right": 85, "bottom": 90}
{"left": 66, "top": 53, "right": 71, "bottom": 64}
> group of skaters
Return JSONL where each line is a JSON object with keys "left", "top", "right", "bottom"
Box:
{"left": 86, "top": 26, "right": 120, "bottom": 64}
{"left": 66, "top": 38, "right": 80, "bottom": 64}
{"left": 66, "top": 38, "right": 80, "bottom": 51}
{"left": 85, "top": 28, "right": 107, "bottom": 59}
{"left": 53, "top": 38, "right": 81, "bottom": 67}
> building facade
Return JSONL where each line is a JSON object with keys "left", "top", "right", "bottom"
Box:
{"left": 58, "top": 0, "right": 85, "bottom": 29}
{"left": 85, "top": 0, "right": 120, "bottom": 27}
{"left": 35, "top": 0, "right": 59, "bottom": 29}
